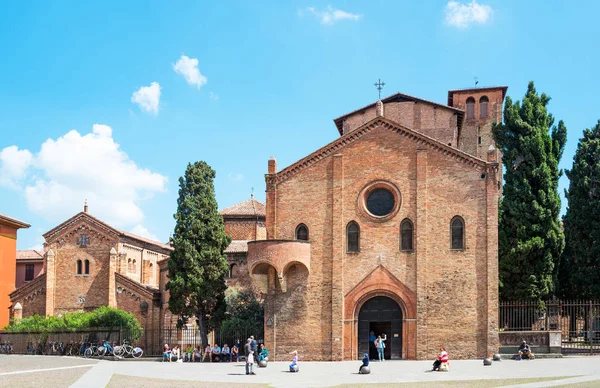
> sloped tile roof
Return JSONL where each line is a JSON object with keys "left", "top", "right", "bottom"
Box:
{"left": 16, "top": 250, "right": 44, "bottom": 261}
{"left": 224, "top": 240, "right": 249, "bottom": 253}
{"left": 0, "top": 213, "right": 30, "bottom": 229}
{"left": 220, "top": 197, "right": 266, "bottom": 218}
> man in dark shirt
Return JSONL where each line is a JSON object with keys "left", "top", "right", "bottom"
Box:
{"left": 250, "top": 335, "right": 258, "bottom": 353}
{"left": 518, "top": 340, "right": 531, "bottom": 360}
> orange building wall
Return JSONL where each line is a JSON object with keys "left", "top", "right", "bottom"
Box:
{"left": 0, "top": 226, "right": 18, "bottom": 328}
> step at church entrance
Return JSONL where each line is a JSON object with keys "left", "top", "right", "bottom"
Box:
{"left": 358, "top": 296, "right": 403, "bottom": 360}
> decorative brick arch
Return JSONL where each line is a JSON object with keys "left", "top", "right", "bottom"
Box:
{"left": 343, "top": 265, "right": 417, "bottom": 360}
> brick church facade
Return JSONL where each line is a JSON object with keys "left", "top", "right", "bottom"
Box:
{"left": 8, "top": 86, "right": 506, "bottom": 361}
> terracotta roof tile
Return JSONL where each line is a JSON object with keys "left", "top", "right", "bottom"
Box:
{"left": 16, "top": 250, "right": 44, "bottom": 261}
{"left": 225, "top": 240, "right": 249, "bottom": 253}
{"left": 220, "top": 198, "right": 265, "bottom": 217}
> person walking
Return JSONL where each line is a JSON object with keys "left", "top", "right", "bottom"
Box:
{"left": 375, "top": 334, "right": 386, "bottom": 361}
{"left": 244, "top": 338, "right": 255, "bottom": 375}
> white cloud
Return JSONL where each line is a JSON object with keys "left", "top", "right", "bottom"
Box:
{"left": 0, "top": 145, "right": 33, "bottom": 188}
{"left": 303, "top": 6, "right": 362, "bottom": 25}
{"left": 445, "top": 0, "right": 493, "bottom": 28}
{"left": 1, "top": 124, "right": 168, "bottom": 228}
{"left": 228, "top": 173, "right": 244, "bottom": 182}
{"left": 130, "top": 224, "right": 160, "bottom": 242}
{"left": 131, "top": 82, "right": 161, "bottom": 114}
{"left": 209, "top": 92, "right": 219, "bottom": 101}
{"left": 173, "top": 55, "right": 207, "bottom": 89}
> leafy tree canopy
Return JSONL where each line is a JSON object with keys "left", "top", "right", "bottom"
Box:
{"left": 167, "top": 161, "right": 231, "bottom": 347}
{"left": 560, "top": 120, "right": 600, "bottom": 298}
{"left": 493, "top": 81, "right": 567, "bottom": 301}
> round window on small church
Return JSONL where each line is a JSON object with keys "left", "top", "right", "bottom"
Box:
{"left": 366, "top": 188, "right": 395, "bottom": 217}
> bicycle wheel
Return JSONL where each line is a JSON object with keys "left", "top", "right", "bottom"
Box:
{"left": 113, "top": 346, "right": 125, "bottom": 357}
{"left": 132, "top": 347, "right": 143, "bottom": 358}
{"left": 84, "top": 348, "right": 93, "bottom": 358}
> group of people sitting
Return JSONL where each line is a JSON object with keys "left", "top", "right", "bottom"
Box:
{"left": 162, "top": 340, "right": 269, "bottom": 363}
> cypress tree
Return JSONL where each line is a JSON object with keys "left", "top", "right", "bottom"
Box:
{"left": 560, "top": 120, "right": 600, "bottom": 298}
{"left": 167, "top": 161, "right": 231, "bottom": 346}
{"left": 493, "top": 81, "right": 567, "bottom": 301}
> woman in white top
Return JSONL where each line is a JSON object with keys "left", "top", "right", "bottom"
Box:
{"left": 374, "top": 334, "right": 386, "bottom": 361}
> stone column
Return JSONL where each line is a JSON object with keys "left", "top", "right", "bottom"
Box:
{"left": 45, "top": 249, "right": 55, "bottom": 316}
{"left": 331, "top": 154, "right": 344, "bottom": 360}
{"left": 266, "top": 157, "right": 277, "bottom": 239}
{"left": 486, "top": 146, "right": 500, "bottom": 355}
{"left": 108, "top": 247, "right": 117, "bottom": 308}
{"left": 415, "top": 149, "right": 428, "bottom": 359}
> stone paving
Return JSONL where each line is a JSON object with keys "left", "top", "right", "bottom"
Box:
{"left": 0, "top": 355, "right": 598, "bottom": 387}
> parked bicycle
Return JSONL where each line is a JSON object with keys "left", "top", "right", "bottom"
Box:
{"left": 113, "top": 339, "right": 143, "bottom": 358}
{"left": 0, "top": 341, "right": 13, "bottom": 354}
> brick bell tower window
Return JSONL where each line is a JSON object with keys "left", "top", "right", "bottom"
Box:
{"left": 466, "top": 97, "right": 475, "bottom": 119}
{"left": 366, "top": 188, "right": 395, "bottom": 217}
{"left": 480, "top": 96, "right": 489, "bottom": 118}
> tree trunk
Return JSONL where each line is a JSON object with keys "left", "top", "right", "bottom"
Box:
{"left": 198, "top": 308, "right": 209, "bottom": 348}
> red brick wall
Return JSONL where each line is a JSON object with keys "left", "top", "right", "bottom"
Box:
{"left": 265, "top": 121, "right": 498, "bottom": 360}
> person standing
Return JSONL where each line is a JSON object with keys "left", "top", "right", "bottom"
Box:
{"left": 244, "top": 338, "right": 254, "bottom": 375}
{"left": 250, "top": 335, "right": 258, "bottom": 353}
{"left": 375, "top": 334, "right": 386, "bottom": 361}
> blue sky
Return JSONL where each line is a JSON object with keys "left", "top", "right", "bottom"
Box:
{"left": 1, "top": 0, "right": 598, "bottom": 249}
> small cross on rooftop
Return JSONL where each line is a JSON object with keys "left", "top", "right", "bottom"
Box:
{"left": 374, "top": 79, "right": 385, "bottom": 100}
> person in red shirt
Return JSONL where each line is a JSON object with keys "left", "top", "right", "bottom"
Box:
{"left": 432, "top": 346, "right": 449, "bottom": 371}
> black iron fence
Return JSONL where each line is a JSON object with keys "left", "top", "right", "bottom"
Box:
{"left": 500, "top": 300, "right": 600, "bottom": 354}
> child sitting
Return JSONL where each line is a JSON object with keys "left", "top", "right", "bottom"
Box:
{"left": 162, "top": 344, "right": 171, "bottom": 362}
{"left": 289, "top": 350, "right": 298, "bottom": 371}
{"left": 359, "top": 353, "right": 369, "bottom": 373}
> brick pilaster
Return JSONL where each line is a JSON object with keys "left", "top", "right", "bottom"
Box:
{"left": 45, "top": 249, "right": 55, "bottom": 316}
{"left": 486, "top": 150, "right": 500, "bottom": 356}
{"left": 108, "top": 247, "right": 117, "bottom": 308}
{"left": 415, "top": 149, "right": 428, "bottom": 359}
{"left": 331, "top": 154, "right": 344, "bottom": 360}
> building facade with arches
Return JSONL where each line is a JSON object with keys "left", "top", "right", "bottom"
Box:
{"left": 247, "top": 86, "right": 507, "bottom": 360}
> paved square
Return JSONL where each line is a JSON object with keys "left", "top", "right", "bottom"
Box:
{"left": 1, "top": 355, "right": 599, "bottom": 387}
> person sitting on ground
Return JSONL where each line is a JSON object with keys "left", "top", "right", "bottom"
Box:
{"left": 171, "top": 345, "right": 181, "bottom": 362}
{"left": 192, "top": 347, "right": 202, "bottom": 362}
{"left": 432, "top": 346, "right": 449, "bottom": 371}
{"left": 162, "top": 344, "right": 171, "bottom": 362}
{"left": 258, "top": 343, "right": 269, "bottom": 362}
{"left": 359, "top": 353, "right": 369, "bottom": 373}
{"left": 211, "top": 343, "right": 221, "bottom": 362}
{"left": 222, "top": 343, "right": 231, "bottom": 362}
{"left": 231, "top": 344, "right": 239, "bottom": 362}
{"left": 517, "top": 340, "right": 532, "bottom": 360}
{"left": 290, "top": 350, "right": 298, "bottom": 370}
{"left": 202, "top": 345, "right": 212, "bottom": 362}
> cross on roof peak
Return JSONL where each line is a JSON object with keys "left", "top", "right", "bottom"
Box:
{"left": 374, "top": 79, "right": 385, "bottom": 100}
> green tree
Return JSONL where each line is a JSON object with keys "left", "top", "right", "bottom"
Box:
{"left": 560, "top": 120, "right": 600, "bottom": 298}
{"left": 221, "top": 288, "right": 264, "bottom": 335}
{"left": 167, "top": 161, "right": 231, "bottom": 347}
{"left": 493, "top": 81, "right": 567, "bottom": 301}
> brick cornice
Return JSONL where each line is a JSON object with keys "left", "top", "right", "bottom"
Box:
{"left": 10, "top": 273, "right": 46, "bottom": 299}
{"left": 115, "top": 272, "right": 159, "bottom": 300}
{"left": 274, "top": 117, "right": 488, "bottom": 185}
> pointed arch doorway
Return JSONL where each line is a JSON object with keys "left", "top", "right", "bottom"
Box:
{"left": 358, "top": 296, "right": 402, "bottom": 360}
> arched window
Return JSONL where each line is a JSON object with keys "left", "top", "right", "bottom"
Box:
{"left": 128, "top": 258, "right": 132, "bottom": 272}
{"left": 229, "top": 263, "right": 236, "bottom": 279}
{"left": 480, "top": 96, "right": 489, "bottom": 118}
{"left": 347, "top": 221, "right": 360, "bottom": 253}
{"left": 400, "top": 219, "right": 414, "bottom": 251}
{"left": 84, "top": 259, "right": 90, "bottom": 275}
{"left": 77, "top": 259, "right": 82, "bottom": 275}
{"left": 466, "top": 97, "right": 475, "bottom": 119}
{"left": 295, "top": 224, "right": 309, "bottom": 241}
{"left": 133, "top": 259, "right": 137, "bottom": 272}
{"left": 451, "top": 216, "right": 465, "bottom": 250}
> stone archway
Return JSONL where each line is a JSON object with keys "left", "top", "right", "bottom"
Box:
{"left": 343, "top": 265, "right": 417, "bottom": 360}
{"left": 358, "top": 295, "right": 403, "bottom": 360}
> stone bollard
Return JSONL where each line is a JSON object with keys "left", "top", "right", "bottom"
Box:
{"left": 483, "top": 357, "right": 492, "bottom": 366}
{"left": 290, "top": 364, "right": 299, "bottom": 373}
{"left": 359, "top": 366, "right": 371, "bottom": 374}
{"left": 258, "top": 359, "right": 268, "bottom": 368}
{"left": 493, "top": 354, "right": 502, "bottom": 361}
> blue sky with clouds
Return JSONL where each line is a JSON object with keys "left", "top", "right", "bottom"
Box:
{"left": 1, "top": 0, "right": 598, "bottom": 249}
